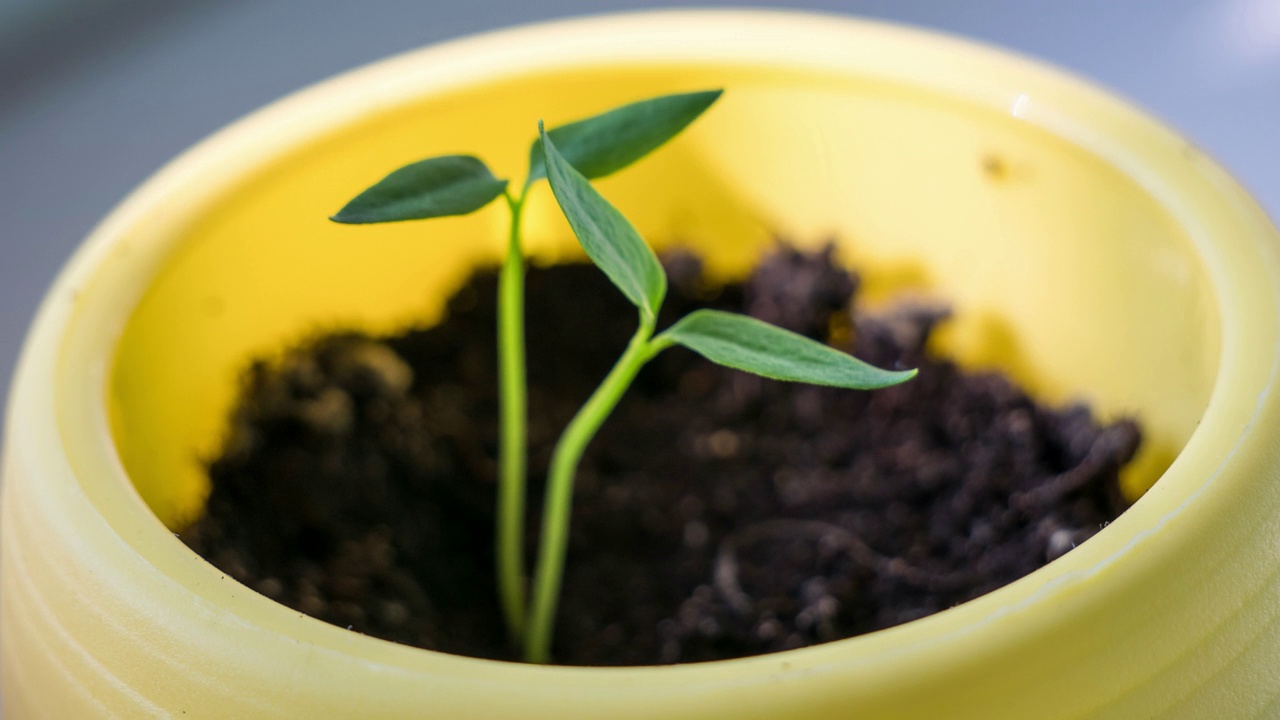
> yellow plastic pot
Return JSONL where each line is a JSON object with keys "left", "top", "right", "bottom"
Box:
{"left": 3, "top": 10, "right": 1279, "bottom": 718}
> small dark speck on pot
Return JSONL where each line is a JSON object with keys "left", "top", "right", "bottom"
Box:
{"left": 982, "top": 153, "right": 1009, "bottom": 181}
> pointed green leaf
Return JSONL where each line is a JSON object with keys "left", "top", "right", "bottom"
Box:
{"left": 540, "top": 123, "right": 666, "bottom": 320}
{"left": 660, "top": 310, "right": 917, "bottom": 389}
{"left": 526, "top": 90, "right": 722, "bottom": 187}
{"left": 330, "top": 155, "right": 507, "bottom": 224}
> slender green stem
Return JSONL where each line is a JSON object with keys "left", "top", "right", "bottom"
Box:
{"left": 497, "top": 192, "right": 528, "bottom": 642}
{"left": 525, "top": 317, "right": 663, "bottom": 663}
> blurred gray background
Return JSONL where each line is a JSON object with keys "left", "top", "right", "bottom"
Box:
{"left": 1, "top": 0, "right": 1278, "bottom": 440}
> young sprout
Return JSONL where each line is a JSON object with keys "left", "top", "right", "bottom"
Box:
{"left": 525, "top": 124, "right": 916, "bottom": 663}
{"left": 331, "top": 90, "right": 915, "bottom": 663}
{"left": 330, "top": 91, "right": 723, "bottom": 644}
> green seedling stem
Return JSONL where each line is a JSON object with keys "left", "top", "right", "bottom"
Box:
{"left": 496, "top": 189, "right": 529, "bottom": 637}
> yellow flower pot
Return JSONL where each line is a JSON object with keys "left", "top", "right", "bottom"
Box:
{"left": 3, "top": 10, "right": 1278, "bottom": 719}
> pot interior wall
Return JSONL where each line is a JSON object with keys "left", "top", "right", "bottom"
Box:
{"left": 104, "top": 64, "right": 1218, "bottom": 530}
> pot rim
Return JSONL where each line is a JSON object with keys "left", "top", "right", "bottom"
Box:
{"left": 11, "top": 8, "right": 1280, "bottom": 689}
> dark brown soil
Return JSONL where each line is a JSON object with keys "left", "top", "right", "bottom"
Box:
{"left": 182, "top": 244, "right": 1139, "bottom": 666}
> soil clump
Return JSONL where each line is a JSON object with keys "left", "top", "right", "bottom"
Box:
{"left": 183, "top": 244, "right": 1139, "bottom": 665}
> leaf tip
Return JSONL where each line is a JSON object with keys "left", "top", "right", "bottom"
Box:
{"left": 883, "top": 367, "right": 919, "bottom": 387}
{"left": 328, "top": 208, "right": 359, "bottom": 225}
{"left": 685, "top": 88, "right": 724, "bottom": 113}
{"left": 535, "top": 120, "right": 553, "bottom": 161}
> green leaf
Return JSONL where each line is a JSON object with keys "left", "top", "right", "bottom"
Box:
{"left": 330, "top": 155, "right": 507, "bottom": 224}
{"left": 540, "top": 123, "right": 666, "bottom": 321}
{"left": 526, "top": 89, "right": 722, "bottom": 187}
{"left": 660, "top": 310, "right": 917, "bottom": 389}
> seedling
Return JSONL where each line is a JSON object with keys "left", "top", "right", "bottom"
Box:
{"left": 332, "top": 91, "right": 916, "bottom": 664}
{"left": 332, "top": 91, "right": 722, "bottom": 642}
